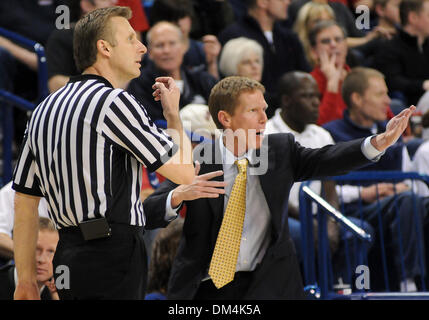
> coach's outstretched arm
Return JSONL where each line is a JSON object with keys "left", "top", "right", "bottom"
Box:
{"left": 152, "top": 77, "right": 194, "bottom": 185}
{"left": 370, "top": 106, "right": 416, "bottom": 152}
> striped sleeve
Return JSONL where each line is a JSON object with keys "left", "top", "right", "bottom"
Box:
{"left": 102, "top": 91, "right": 178, "bottom": 172}
{"left": 12, "top": 131, "right": 44, "bottom": 197}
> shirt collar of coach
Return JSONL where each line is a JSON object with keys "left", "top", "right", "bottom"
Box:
{"left": 218, "top": 135, "right": 258, "bottom": 172}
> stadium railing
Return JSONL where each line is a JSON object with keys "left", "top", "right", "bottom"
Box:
{"left": 0, "top": 27, "right": 49, "bottom": 186}
{"left": 299, "top": 171, "right": 429, "bottom": 300}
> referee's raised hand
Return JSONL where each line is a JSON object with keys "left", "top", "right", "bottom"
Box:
{"left": 152, "top": 76, "right": 181, "bottom": 121}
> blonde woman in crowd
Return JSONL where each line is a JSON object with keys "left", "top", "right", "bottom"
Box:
{"left": 219, "top": 37, "right": 263, "bottom": 82}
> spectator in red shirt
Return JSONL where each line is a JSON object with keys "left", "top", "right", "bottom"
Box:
{"left": 309, "top": 20, "right": 350, "bottom": 125}
{"left": 309, "top": 20, "right": 393, "bottom": 125}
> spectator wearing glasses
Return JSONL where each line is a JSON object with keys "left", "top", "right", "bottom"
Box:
{"left": 309, "top": 20, "right": 351, "bottom": 125}
{"left": 309, "top": 20, "right": 394, "bottom": 125}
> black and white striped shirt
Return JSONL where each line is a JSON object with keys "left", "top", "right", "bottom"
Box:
{"left": 12, "top": 74, "right": 177, "bottom": 229}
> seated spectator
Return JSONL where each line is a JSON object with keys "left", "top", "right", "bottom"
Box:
{"left": 309, "top": 20, "right": 394, "bottom": 125}
{"left": 294, "top": 1, "right": 392, "bottom": 66}
{"left": 46, "top": 0, "right": 117, "bottom": 93}
{"left": 309, "top": 20, "right": 351, "bottom": 125}
{"left": 149, "top": 0, "right": 221, "bottom": 78}
{"left": 0, "top": 182, "right": 49, "bottom": 267}
{"left": 0, "top": 217, "right": 59, "bottom": 300}
{"left": 294, "top": 2, "right": 337, "bottom": 67}
{"left": 288, "top": 0, "right": 367, "bottom": 39}
{"left": 373, "top": 0, "right": 401, "bottom": 34}
{"left": 352, "top": 0, "right": 401, "bottom": 69}
{"left": 323, "top": 67, "right": 429, "bottom": 291}
{"left": 219, "top": 37, "right": 263, "bottom": 82}
{"left": 127, "top": 22, "right": 217, "bottom": 122}
{"left": 218, "top": 0, "right": 311, "bottom": 118}
{"left": 145, "top": 217, "right": 184, "bottom": 300}
{"left": 375, "top": 0, "right": 429, "bottom": 107}
{"left": 189, "top": 0, "right": 235, "bottom": 39}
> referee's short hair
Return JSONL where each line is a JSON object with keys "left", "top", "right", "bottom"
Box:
{"left": 73, "top": 6, "right": 132, "bottom": 72}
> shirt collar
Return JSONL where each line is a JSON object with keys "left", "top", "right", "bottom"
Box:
{"left": 218, "top": 134, "right": 258, "bottom": 171}
{"left": 68, "top": 74, "right": 114, "bottom": 88}
{"left": 272, "top": 109, "right": 295, "bottom": 134}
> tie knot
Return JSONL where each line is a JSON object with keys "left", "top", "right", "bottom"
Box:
{"left": 236, "top": 159, "right": 248, "bottom": 174}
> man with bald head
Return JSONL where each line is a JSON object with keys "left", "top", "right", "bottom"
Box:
{"left": 127, "top": 21, "right": 217, "bottom": 122}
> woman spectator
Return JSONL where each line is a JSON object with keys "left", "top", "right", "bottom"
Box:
{"left": 219, "top": 37, "right": 263, "bottom": 82}
{"left": 294, "top": 2, "right": 393, "bottom": 67}
{"left": 218, "top": 37, "right": 280, "bottom": 116}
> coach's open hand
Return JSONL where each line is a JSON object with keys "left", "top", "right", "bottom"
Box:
{"left": 371, "top": 105, "right": 416, "bottom": 152}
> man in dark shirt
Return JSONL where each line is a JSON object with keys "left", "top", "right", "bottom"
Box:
{"left": 218, "top": 0, "right": 310, "bottom": 118}
{"left": 375, "top": 0, "right": 429, "bottom": 106}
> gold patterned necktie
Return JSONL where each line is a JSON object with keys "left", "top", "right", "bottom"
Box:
{"left": 208, "top": 158, "right": 248, "bottom": 289}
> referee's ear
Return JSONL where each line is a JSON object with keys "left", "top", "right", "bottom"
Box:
{"left": 97, "top": 39, "right": 111, "bottom": 57}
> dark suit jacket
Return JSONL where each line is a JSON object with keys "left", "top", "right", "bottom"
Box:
{"left": 143, "top": 134, "right": 371, "bottom": 299}
{"left": 0, "top": 263, "right": 52, "bottom": 300}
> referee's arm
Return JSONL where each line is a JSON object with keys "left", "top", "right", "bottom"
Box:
{"left": 152, "top": 77, "right": 194, "bottom": 185}
{"left": 13, "top": 192, "right": 41, "bottom": 300}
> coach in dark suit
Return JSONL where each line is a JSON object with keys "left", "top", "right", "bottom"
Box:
{"left": 0, "top": 262, "right": 53, "bottom": 300}
{"left": 144, "top": 76, "right": 415, "bottom": 300}
{"left": 0, "top": 217, "right": 58, "bottom": 300}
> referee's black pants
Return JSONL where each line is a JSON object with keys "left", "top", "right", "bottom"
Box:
{"left": 53, "top": 224, "right": 147, "bottom": 300}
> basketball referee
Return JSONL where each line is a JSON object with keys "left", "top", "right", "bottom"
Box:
{"left": 12, "top": 6, "right": 195, "bottom": 300}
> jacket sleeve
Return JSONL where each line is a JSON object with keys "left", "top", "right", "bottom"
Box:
{"left": 143, "top": 179, "right": 179, "bottom": 230}
{"left": 284, "top": 135, "right": 370, "bottom": 182}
